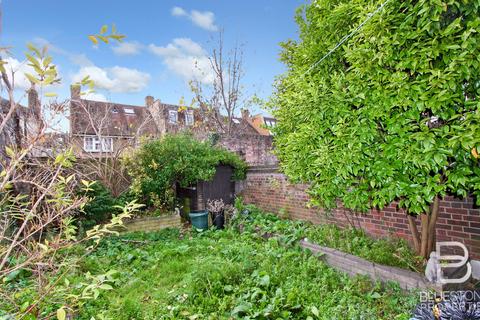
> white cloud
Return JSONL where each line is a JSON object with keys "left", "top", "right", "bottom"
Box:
{"left": 112, "top": 41, "right": 143, "bottom": 56}
{"left": 69, "top": 53, "right": 93, "bottom": 67}
{"left": 171, "top": 7, "right": 218, "bottom": 31}
{"left": 3, "top": 57, "right": 36, "bottom": 90}
{"left": 72, "top": 65, "right": 150, "bottom": 93}
{"left": 149, "top": 38, "right": 214, "bottom": 84}
{"left": 3, "top": 57, "right": 62, "bottom": 92}
{"left": 190, "top": 10, "right": 218, "bottom": 31}
{"left": 171, "top": 6, "right": 187, "bottom": 16}
{"left": 33, "top": 37, "right": 65, "bottom": 55}
{"left": 83, "top": 92, "right": 107, "bottom": 102}
{"left": 33, "top": 37, "right": 93, "bottom": 67}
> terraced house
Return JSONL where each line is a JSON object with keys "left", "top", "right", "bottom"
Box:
{"left": 0, "top": 87, "right": 44, "bottom": 159}
{"left": 69, "top": 84, "right": 274, "bottom": 164}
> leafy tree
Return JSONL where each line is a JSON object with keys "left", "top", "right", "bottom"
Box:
{"left": 125, "top": 134, "right": 247, "bottom": 211}
{"left": 271, "top": 0, "right": 480, "bottom": 258}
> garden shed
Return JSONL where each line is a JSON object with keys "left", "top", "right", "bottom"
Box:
{"left": 177, "top": 165, "right": 235, "bottom": 214}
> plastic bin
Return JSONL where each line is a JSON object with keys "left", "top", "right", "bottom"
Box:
{"left": 189, "top": 210, "right": 209, "bottom": 230}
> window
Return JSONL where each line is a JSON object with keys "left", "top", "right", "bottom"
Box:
{"left": 83, "top": 136, "right": 113, "bottom": 152}
{"left": 102, "top": 138, "right": 112, "bottom": 152}
{"left": 168, "top": 110, "right": 178, "bottom": 124}
{"left": 84, "top": 136, "right": 93, "bottom": 151}
{"left": 124, "top": 108, "right": 135, "bottom": 115}
{"left": 264, "top": 118, "right": 276, "bottom": 128}
{"left": 185, "top": 110, "right": 194, "bottom": 126}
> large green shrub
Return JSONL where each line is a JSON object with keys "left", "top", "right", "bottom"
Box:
{"left": 126, "top": 134, "right": 247, "bottom": 210}
{"left": 77, "top": 182, "right": 120, "bottom": 231}
{"left": 77, "top": 182, "right": 136, "bottom": 231}
{"left": 272, "top": 0, "right": 480, "bottom": 257}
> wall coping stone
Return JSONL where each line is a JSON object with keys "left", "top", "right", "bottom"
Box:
{"left": 247, "top": 165, "right": 279, "bottom": 173}
{"left": 121, "top": 214, "right": 181, "bottom": 233}
{"left": 124, "top": 214, "right": 178, "bottom": 223}
{"left": 299, "top": 239, "right": 442, "bottom": 292}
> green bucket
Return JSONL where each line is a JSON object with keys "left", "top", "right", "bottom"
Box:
{"left": 189, "top": 210, "right": 209, "bottom": 230}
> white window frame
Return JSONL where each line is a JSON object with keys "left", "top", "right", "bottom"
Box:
{"left": 168, "top": 110, "right": 178, "bottom": 124}
{"left": 264, "top": 119, "right": 276, "bottom": 128}
{"left": 124, "top": 108, "right": 135, "bottom": 115}
{"left": 185, "top": 110, "right": 194, "bottom": 126}
{"left": 84, "top": 136, "right": 93, "bottom": 151}
{"left": 83, "top": 136, "right": 113, "bottom": 153}
{"left": 101, "top": 137, "right": 113, "bottom": 152}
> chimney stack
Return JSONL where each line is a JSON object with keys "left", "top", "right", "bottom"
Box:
{"left": 27, "top": 84, "right": 44, "bottom": 134}
{"left": 241, "top": 108, "right": 250, "bottom": 120}
{"left": 70, "top": 84, "right": 81, "bottom": 100}
{"left": 28, "top": 85, "right": 41, "bottom": 119}
{"left": 145, "top": 95, "right": 154, "bottom": 107}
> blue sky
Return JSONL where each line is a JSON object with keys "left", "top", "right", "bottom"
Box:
{"left": 2, "top": 0, "right": 304, "bottom": 120}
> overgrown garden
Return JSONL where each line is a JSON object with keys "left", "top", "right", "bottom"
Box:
{"left": 2, "top": 204, "right": 420, "bottom": 319}
{"left": 2, "top": 0, "right": 479, "bottom": 318}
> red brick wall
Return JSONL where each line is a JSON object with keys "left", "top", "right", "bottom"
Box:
{"left": 217, "top": 135, "right": 278, "bottom": 166}
{"left": 239, "top": 167, "right": 480, "bottom": 259}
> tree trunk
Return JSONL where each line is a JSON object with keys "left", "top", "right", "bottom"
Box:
{"left": 407, "top": 195, "right": 440, "bottom": 259}
{"left": 14, "top": 112, "right": 21, "bottom": 149}
{"left": 407, "top": 214, "right": 420, "bottom": 253}
{"left": 420, "top": 213, "right": 429, "bottom": 258}
{"left": 427, "top": 195, "right": 439, "bottom": 256}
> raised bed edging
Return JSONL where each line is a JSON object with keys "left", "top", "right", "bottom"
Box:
{"left": 122, "top": 215, "right": 181, "bottom": 233}
{"left": 299, "top": 239, "right": 442, "bottom": 292}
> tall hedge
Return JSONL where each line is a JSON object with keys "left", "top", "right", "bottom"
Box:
{"left": 272, "top": 0, "right": 480, "bottom": 257}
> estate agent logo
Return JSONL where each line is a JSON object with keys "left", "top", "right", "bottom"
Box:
{"left": 425, "top": 241, "right": 472, "bottom": 284}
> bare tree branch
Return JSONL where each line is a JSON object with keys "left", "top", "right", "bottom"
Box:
{"left": 191, "top": 31, "right": 247, "bottom": 136}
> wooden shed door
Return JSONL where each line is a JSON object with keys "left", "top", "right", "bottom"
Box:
{"left": 201, "top": 165, "right": 234, "bottom": 206}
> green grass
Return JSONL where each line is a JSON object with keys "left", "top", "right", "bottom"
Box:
{"left": 71, "top": 227, "right": 417, "bottom": 319}
{"left": 238, "top": 204, "right": 424, "bottom": 271}
{"left": 304, "top": 225, "right": 423, "bottom": 271}
{"left": 2, "top": 207, "right": 421, "bottom": 319}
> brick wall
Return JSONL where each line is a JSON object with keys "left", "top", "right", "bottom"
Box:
{"left": 217, "top": 134, "right": 277, "bottom": 166}
{"left": 238, "top": 166, "right": 480, "bottom": 259}
{"left": 122, "top": 215, "right": 181, "bottom": 233}
{"left": 300, "top": 240, "right": 441, "bottom": 291}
